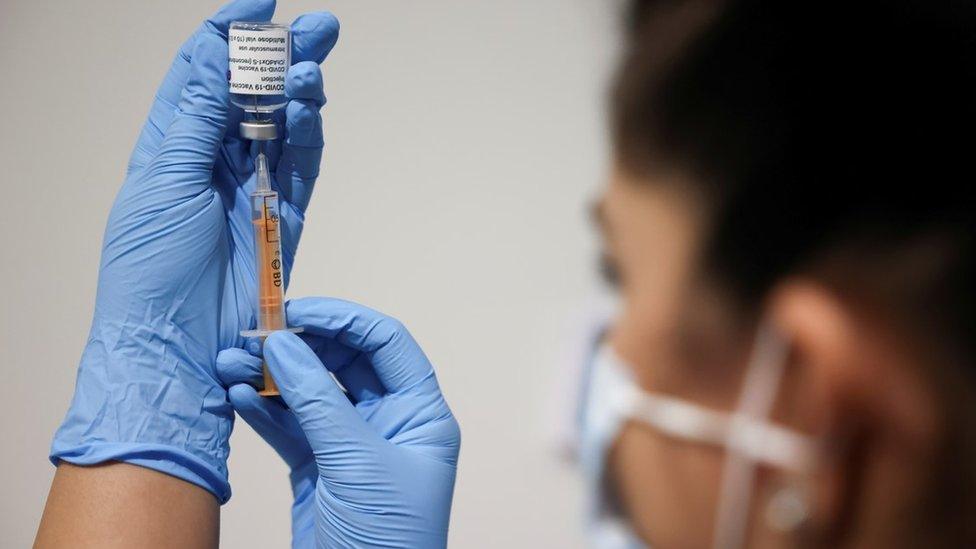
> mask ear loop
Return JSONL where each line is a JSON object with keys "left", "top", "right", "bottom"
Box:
{"left": 598, "top": 334, "right": 815, "bottom": 546}
{"left": 711, "top": 323, "right": 792, "bottom": 549}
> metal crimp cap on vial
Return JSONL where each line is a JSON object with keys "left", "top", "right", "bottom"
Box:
{"left": 239, "top": 120, "right": 278, "bottom": 141}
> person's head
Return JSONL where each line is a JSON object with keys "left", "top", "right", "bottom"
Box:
{"left": 595, "top": 0, "right": 976, "bottom": 546}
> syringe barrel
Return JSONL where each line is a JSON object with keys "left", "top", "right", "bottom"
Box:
{"left": 251, "top": 189, "right": 286, "bottom": 332}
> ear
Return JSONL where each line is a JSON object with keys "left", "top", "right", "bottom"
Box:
{"left": 765, "top": 279, "right": 942, "bottom": 544}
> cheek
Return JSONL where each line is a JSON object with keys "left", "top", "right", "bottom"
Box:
{"left": 608, "top": 291, "right": 677, "bottom": 376}
{"left": 610, "top": 421, "right": 725, "bottom": 546}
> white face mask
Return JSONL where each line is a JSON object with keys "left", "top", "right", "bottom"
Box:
{"left": 578, "top": 324, "right": 816, "bottom": 549}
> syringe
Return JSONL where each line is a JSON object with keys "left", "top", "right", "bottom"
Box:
{"left": 239, "top": 121, "right": 302, "bottom": 396}
{"left": 229, "top": 20, "right": 298, "bottom": 396}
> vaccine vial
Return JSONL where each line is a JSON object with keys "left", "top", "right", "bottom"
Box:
{"left": 228, "top": 21, "right": 291, "bottom": 114}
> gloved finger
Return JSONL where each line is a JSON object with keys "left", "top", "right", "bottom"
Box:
{"left": 275, "top": 66, "right": 324, "bottom": 212}
{"left": 299, "top": 334, "right": 360, "bottom": 369}
{"left": 291, "top": 12, "right": 340, "bottom": 64}
{"left": 128, "top": 0, "right": 275, "bottom": 171}
{"left": 148, "top": 33, "right": 230, "bottom": 196}
{"left": 264, "top": 331, "right": 376, "bottom": 456}
{"left": 333, "top": 353, "right": 386, "bottom": 403}
{"left": 296, "top": 336, "right": 385, "bottom": 401}
{"left": 270, "top": 11, "right": 338, "bottom": 212}
{"left": 228, "top": 383, "right": 314, "bottom": 471}
{"left": 285, "top": 297, "right": 439, "bottom": 394}
{"left": 215, "top": 348, "right": 263, "bottom": 387}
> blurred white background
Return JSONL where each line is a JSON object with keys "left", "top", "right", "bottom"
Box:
{"left": 0, "top": 1, "right": 618, "bottom": 546}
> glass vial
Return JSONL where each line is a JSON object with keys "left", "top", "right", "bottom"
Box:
{"left": 228, "top": 21, "right": 292, "bottom": 114}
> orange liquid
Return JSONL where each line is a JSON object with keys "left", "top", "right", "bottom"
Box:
{"left": 253, "top": 192, "right": 286, "bottom": 395}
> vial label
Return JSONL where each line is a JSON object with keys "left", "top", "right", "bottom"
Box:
{"left": 228, "top": 28, "right": 289, "bottom": 95}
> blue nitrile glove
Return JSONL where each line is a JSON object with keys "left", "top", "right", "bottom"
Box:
{"left": 215, "top": 297, "right": 461, "bottom": 548}
{"left": 50, "top": 0, "right": 339, "bottom": 503}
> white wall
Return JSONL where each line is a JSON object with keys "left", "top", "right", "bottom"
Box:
{"left": 0, "top": 1, "right": 618, "bottom": 546}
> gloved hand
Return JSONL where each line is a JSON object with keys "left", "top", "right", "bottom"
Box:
{"left": 216, "top": 297, "right": 461, "bottom": 548}
{"left": 50, "top": 0, "right": 339, "bottom": 503}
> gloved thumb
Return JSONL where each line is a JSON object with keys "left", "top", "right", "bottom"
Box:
{"left": 264, "top": 331, "right": 377, "bottom": 460}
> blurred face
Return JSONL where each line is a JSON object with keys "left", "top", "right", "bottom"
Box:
{"left": 595, "top": 165, "right": 963, "bottom": 549}
{"left": 595, "top": 167, "right": 756, "bottom": 546}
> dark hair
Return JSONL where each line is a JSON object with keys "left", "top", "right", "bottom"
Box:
{"left": 613, "top": 0, "right": 976, "bottom": 362}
